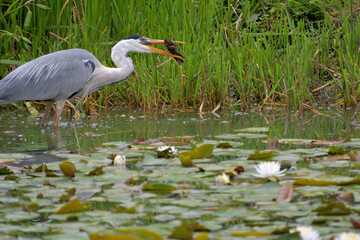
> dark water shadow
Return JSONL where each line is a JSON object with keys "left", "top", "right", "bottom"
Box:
{"left": 6, "top": 153, "right": 67, "bottom": 167}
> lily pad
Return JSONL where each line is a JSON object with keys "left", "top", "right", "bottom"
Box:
{"left": 59, "top": 161, "right": 76, "bottom": 177}
{"left": 328, "top": 146, "right": 349, "bottom": 155}
{"left": 179, "top": 144, "right": 214, "bottom": 167}
{"left": 293, "top": 178, "right": 360, "bottom": 186}
{"left": 89, "top": 233, "right": 141, "bottom": 240}
{"left": 189, "top": 144, "right": 214, "bottom": 159}
{"left": 168, "top": 221, "right": 195, "bottom": 240}
{"left": 179, "top": 153, "right": 195, "bottom": 167}
{"left": 215, "top": 133, "right": 268, "bottom": 139}
{"left": 55, "top": 199, "right": 91, "bottom": 214}
{"left": 216, "top": 142, "right": 233, "bottom": 148}
{"left": 142, "top": 183, "right": 177, "bottom": 192}
{"left": 234, "top": 127, "right": 270, "bottom": 133}
{"left": 0, "top": 166, "right": 13, "bottom": 175}
{"left": 313, "top": 201, "right": 350, "bottom": 215}
{"left": 116, "top": 229, "right": 163, "bottom": 240}
{"left": 248, "top": 150, "right": 276, "bottom": 160}
{"left": 87, "top": 166, "right": 105, "bottom": 176}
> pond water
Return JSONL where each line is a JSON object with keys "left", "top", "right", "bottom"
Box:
{"left": 0, "top": 108, "right": 358, "bottom": 154}
{"left": 1, "top": 108, "right": 360, "bottom": 240}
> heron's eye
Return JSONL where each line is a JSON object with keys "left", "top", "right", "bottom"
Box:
{"left": 139, "top": 37, "right": 144, "bottom": 42}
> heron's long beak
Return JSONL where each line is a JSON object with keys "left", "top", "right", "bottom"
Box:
{"left": 145, "top": 39, "right": 185, "bottom": 58}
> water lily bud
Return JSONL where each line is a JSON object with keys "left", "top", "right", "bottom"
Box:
{"left": 216, "top": 173, "right": 230, "bottom": 185}
{"left": 114, "top": 155, "right": 126, "bottom": 166}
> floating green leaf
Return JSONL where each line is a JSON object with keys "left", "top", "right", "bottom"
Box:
{"left": 194, "top": 232, "right": 210, "bottom": 240}
{"left": 179, "top": 152, "right": 195, "bottom": 167}
{"left": 26, "top": 202, "right": 39, "bottom": 212}
{"left": 125, "top": 176, "right": 148, "bottom": 185}
{"left": 55, "top": 199, "right": 91, "bottom": 214}
{"left": 156, "top": 147, "right": 176, "bottom": 158}
{"left": 271, "top": 232, "right": 302, "bottom": 240}
{"left": 0, "top": 166, "right": 13, "bottom": 175}
{"left": 89, "top": 233, "right": 140, "bottom": 240}
{"left": 113, "top": 205, "right": 136, "bottom": 214}
{"left": 168, "top": 221, "right": 194, "bottom": 240}
{"left": 142, "top": 183, "right": 177, "bottom": 192}
{"left": 313, "top": 201, "right": 350, "bottom": 215}
{"left": 116, "top": 229, "right": 163, "bottom": 240}
{"left": 191, "top": 144, "right": 214, "bottom": 158}
{"left": 34, "top": 163, "right": 49, "bottom": 173}
{"left": 235, "top": 127, "right": 270, "bottom": 132}
{"left": 248, "top": 150, "right": 276, "bottom": 160}
{"left": 43, "top": 181, "right": 56, "bottom": 188}
{"left": 4, "top": 175, "right": 20, "bottom": 181}
{"left": 179, "top": 144, "right": 214, "bottom": 167}
{"left": 87, "top": 166, "right": 105, "bottom": 176}
{"left": 293, "top": 178, "right": 360, "bottom": 186}
{"left": 46, "top": 171, "right": 59, "bottom": 177}
{"left": 328, "top": 146, "right": 349, "bottom": 155}
{"left": 59, "top": 161, "right": 76, "bottom": 177}
{"left": 231, "top": 232, "right": 271, "bottom": 236}
{"left": 168, "top": 221, "right": 209, "bottom": 240}
{"left": 59, "top": 188, "right": 76, "bottom": 203}
{"left": 216, "top": 142, "right": 233, "bottom": 148}
{"left": 216, "top": 133, "right": 269, "bottom": 139}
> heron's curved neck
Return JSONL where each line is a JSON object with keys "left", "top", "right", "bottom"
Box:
{"left": 78, "top": 44, "right": 135, "bottom": 98}
{"left": 111, "top": 42, "right": 134, "bottom": 71}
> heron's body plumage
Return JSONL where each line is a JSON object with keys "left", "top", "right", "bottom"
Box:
{"left": 0, "top": 49, "right": 100, "bottom": 103}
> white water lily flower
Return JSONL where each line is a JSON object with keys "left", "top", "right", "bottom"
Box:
{"left": 157, "top": 146, "right": 170, "bottom": 152}
{"left": 290, "top": 226, "right": 321, "bottom": 240}
{"left": 156, "top": 145, "right": 177, "bottom": 155}
{"left": 170, "top": 146, "right": 178, "bottom": 155}
{"left": 334, "top": 232, "right": 360, "bottom": 240}
{"left": 252, "top": 161, "right": 286, "bottom": 178}
{"left": 216, "top": 173, "right": 230, "bottom": 185}
{"left": 114, "top": 155, "right": 126, "bottom": 166}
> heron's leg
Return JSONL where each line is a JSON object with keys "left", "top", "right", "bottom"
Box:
{"left": 41, "top": 102, "right": 54, "bottom": 127}
{"left": 55, "top": 99, "right": 66, "bottom": 127}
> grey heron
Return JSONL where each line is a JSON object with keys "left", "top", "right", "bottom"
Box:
{"left": 0, "top": 35, "right": 184, "bottom": 126}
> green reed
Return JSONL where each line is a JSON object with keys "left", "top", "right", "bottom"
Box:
{"left": 0, "top": 0, "right": 359, "bottom": 114}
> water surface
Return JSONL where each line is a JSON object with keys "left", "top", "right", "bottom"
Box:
{"left": 1, "top": 108, "right": 360, "bottom": 239}
{"left": 0, "top": 108, "right": 358, "bottom": 155}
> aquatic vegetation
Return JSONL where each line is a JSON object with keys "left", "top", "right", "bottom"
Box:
{"left": 334, "top": 232, "right": 360, "bottom": 240}
{"left": 156, "top": 146, "right": 178, "bottom": 158}
{"left": 1, "top": 127, "right": 360, "bottom": 239}
{"left": 291, "top": 226, "right": 321, "bottom": 240}
{"left": 113, "top": 155, "right": 127, "bottom": 166}
{"left": 215, "top": 173, "right": 230, "bottom": 185}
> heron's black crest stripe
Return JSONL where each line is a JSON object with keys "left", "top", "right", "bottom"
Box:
{"left": 124, "top": 35, "right": 143, "bottom": 40}
{"left": 84, "top": 60, "right": 95, "bottom": 73}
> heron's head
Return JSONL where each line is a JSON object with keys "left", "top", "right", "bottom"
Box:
{"left": 114, "top": 35, "right": 184, "bottom": 58}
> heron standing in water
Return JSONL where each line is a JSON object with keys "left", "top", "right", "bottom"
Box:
{"left": 0, "top": 35, "right": 184, "bottom": 126}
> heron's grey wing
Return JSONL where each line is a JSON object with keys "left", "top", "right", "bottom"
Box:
{"left": 0, "top": 49, "right": 100, "bottom": 103}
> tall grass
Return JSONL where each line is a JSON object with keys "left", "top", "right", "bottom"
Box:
{"left": 0, "top": 0, "right": 359, "bottom": 114}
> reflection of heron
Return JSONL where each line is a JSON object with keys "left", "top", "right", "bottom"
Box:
{"left": 0, "top": 35, "right": 184, "bottom": 126}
